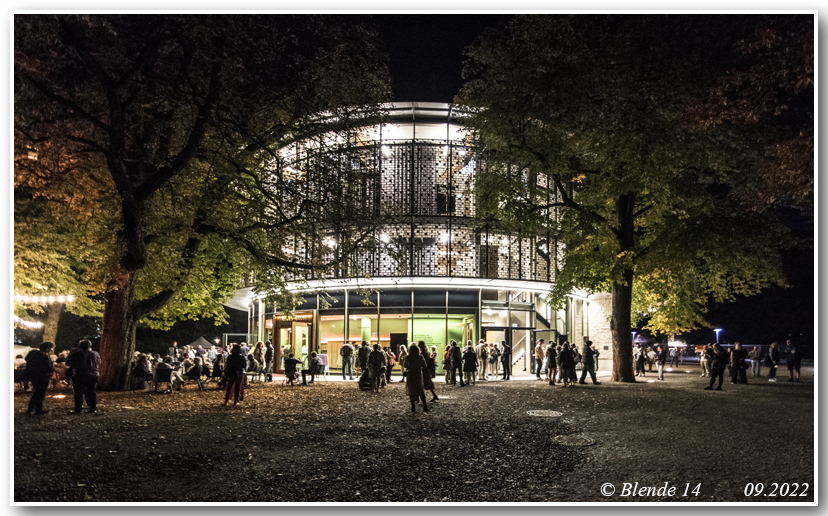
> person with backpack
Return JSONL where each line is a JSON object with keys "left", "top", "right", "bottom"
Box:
{"left": 65, "top": 339, "right": 101, "bottom": 414}
{"left": 669, "top": 347, "right": 679, "bottom": 367}
{"left": 339, "top": 341, "right": 355, "bottom": 380}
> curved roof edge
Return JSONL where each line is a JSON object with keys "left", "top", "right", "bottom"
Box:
{"left": 383, "top": 102, "right": 471, "bottom": 123}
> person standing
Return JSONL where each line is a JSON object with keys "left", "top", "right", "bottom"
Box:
{"left": 784, "top": 339, "right": 801, "bottom": 382}
{"left": 264, "top": 340, "right": 274, "bottom": 382}
{"left": 340, "top": 341, "right": 355, "bottom": 380}
{"left": 767, "top": 342, "right": 780, "bottom": 382}
{"left": 500, "top": 340, "right": 512, "bottom": 380}
{"left": 535, "top": 340, "right": 545, "bottom": 380}
{"left": 489, "top": 343, "right": 501, "bottom": 379}
{"left": 418, "top": 341, "right": 438, "bottom": 402}
{"left": 669, "top": 347, "right": 678, "bottom": 368}
{"left": 699, "top": 344, "right": 711, "bottom": 377}
{"left": 384, "top": 346, "right": 396, "bottom": 383}
{"left": 704, "top": 344, "right": 728, "bottom": 391}
{"left": 730, "top": 342, "right": 748, "bottom": 384}
{"left": 396, "top": 343, "right": 408, "bottom": 381}
{"left": 430, "top": 346, "right": 438, "bottom": 378}
{"left": 634, "top": 344, "right": 646, "bottom": 377}
{"left": 24, "top": 342, "right": 55, "bottom": 415}
{"left": 558, "top": 343, "right": 575, "bottom": 387}
{"left": 224, "top": 345, "right": 247, "bottom": 405}
{"left": 545, "top": 341, "right": 557, "bottom": 386}
{"left": 656, "top": 345, "right": 667, "bottom": 381}
{"left": 365, "top": 345, "right": 386, "bottom": 390}
{"left": 475, "top": 340, "right": 489, "bottom": 381}
{"left": 462, "top": 344, "right": 478, "bottom": 386}
{"left": 239, "top": 342, "right": 250, "bottom": 358}
{"left": 449, "top": 340, "right": 464, "bottom": 386}
{"left": 748, "top": 346, "right": 762, "bottom": 377}
{"left": 578, "top": 340, "right": 601, "bottom": 385}
{"left": 65, "top": 340, "right": 101, "bottom": 414}
{"left": 357, "top": 341, "right": 371, "bottom": 377}
{"left": 168, "top": 341, "right": 179, "bottom": 360}
{"left": 405, "top": 345, "right": 429, "bottom": 413}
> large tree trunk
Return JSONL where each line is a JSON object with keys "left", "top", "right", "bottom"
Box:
{"left": 610, "top": 193, "right": 637, "bottom": 382}
{"left": 40, "top": 302, "right": 64, "bottom": 345}
{"left": 611, "top": 268, "right": 636, "bottom": 382}
{"left": 98, "top": 270, "right": 141, "bottom": 391}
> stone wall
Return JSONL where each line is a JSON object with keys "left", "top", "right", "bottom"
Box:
{"left": 588, "top": 293, "right": 613, "bottom": 365}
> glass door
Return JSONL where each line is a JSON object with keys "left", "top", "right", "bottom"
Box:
{"left": 292, "top": 322, "right": 310, "bottom": 369}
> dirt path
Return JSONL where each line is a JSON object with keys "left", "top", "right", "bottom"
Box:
{"left": 14, "top": 367, "right": 814, "bottom": 502}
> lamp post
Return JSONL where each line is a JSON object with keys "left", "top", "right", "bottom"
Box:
{"left": 713, "top": 328, "right": 722, "bottom": 344}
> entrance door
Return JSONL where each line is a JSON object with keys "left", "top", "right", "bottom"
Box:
{"left": 292, "top": 322, "right": 310, "bottom": 368}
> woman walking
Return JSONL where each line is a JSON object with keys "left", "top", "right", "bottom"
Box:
{"left": 405, "top": 344, "right": 429, "bottom": 413}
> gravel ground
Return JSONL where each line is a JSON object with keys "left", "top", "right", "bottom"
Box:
{"left": 13, "top": 365, "right": 815, "bottom": 503}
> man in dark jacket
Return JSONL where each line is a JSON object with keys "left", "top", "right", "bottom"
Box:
{"left": 784, "top": 339, "right": 802, "bottom": 382}
{"left": 264, "top": 341, "right": 275, "bottom": 382}
{"left": 449, "top": 340, "right": 465, "bottom": 386}
{"left": 656, "top": 345, "right": 667, "bottom": 381}
{"left": 704, "top": 344, "right": 729, "bottom": 391}
{"left": 25, "top": 342, "right": 55, "bottom": 415}
{"left": 357, "top": 342, "right": 371, "bottom": 375}
{"left": 65, "top": 340, "right": 101, "bottom": 413}
{"left": 500, "top": 340, "right": 512, "bottom": 380}
{"left": 578, "top": 340, "right": 602, "bottom": 385}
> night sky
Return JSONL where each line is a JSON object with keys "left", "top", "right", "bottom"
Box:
{"left": 369, "top": 14, "right": 814, "bottom": 348}
{"left": 372, "top": 14, "right": 508, "bottom": 103}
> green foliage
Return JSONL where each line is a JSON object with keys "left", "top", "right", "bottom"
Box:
{"left": 460, "top": 15, "right": 797, "bottom": 336}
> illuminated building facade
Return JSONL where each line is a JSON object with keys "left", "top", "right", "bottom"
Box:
{"left": 240, "top": 102, "right": 612, "bottom": 374}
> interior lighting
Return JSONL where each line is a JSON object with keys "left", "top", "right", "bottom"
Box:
{"left": 439, "top": 233, "right": 449, "bottom": 243}
{"left": 458, "top": 149, "right": 466, "bottom": 156}
{"left": 380, "top": 233, "right": 390, "bottom": 243}
{"left": 382, "top": 146, "right": 392, "bottom": 157}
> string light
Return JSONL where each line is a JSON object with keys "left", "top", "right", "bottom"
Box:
{"left": 14, "top": 293, "right": 77, "bottom": 304}
{"left": 13, "top": 315, "right": 43, "bottom": 329}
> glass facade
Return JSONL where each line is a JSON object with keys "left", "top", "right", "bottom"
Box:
{"left": 246, "top": 103, "right": 595, "bottom": 373}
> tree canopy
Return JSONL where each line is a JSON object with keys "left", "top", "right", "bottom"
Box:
{"left": 15, "top": 14, "right": 391, "bottom": 388}
{"left": 458, "top": 15, "right": 808, "bottom": 380}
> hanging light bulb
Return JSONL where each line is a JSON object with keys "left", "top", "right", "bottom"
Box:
{"left": 48, "top": 296, "right": 55, "bottom": 303}
{"left": 67, "top": 295, "right": 75, "bottom": 302}
{"left": 22, "top": 295, "right": 29, "bottom": 303}
{"left": 57, "top": 296, "right": 65, "bottom": 303}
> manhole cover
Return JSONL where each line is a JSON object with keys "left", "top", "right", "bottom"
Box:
{"left": 554, "top": 435, "right": 596, "bottom": 446}
{"left": 526, "top": 410, "right": 563, "bottom": 417}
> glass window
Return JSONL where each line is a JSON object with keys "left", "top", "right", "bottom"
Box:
{"left": 481, "top": 307, "right": 509, "bottom": 327}
{"left": 380, "top": 290, "right": 412, "bottom": 309}
{"left": 348, "top": 314, "right": 379, "bottom": 347}
{"left": 348, "top": 291, "right": 378, "bottom": 313}
{"left": 448, "top": 289, "right": 478, "bottom": 308}
{"left": 319, "top": 314, "right": 346, "bottom": 369}
{"left": 510, "top": 310, "right": 532, "bottom": 328}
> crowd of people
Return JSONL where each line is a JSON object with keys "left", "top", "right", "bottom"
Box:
{"left": 16, "top": 335, "right": 807, "bottom": 415}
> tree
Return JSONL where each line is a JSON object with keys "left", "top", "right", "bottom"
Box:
{"left": 459, "top": 15, "right": 797, "bottom": 381}
{"left": 15, "top": 15, "right": 390, "bottom": 389}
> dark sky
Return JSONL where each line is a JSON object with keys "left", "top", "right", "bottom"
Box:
{"left": 372, "top": 15, "right": 509, "bottom": 103}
